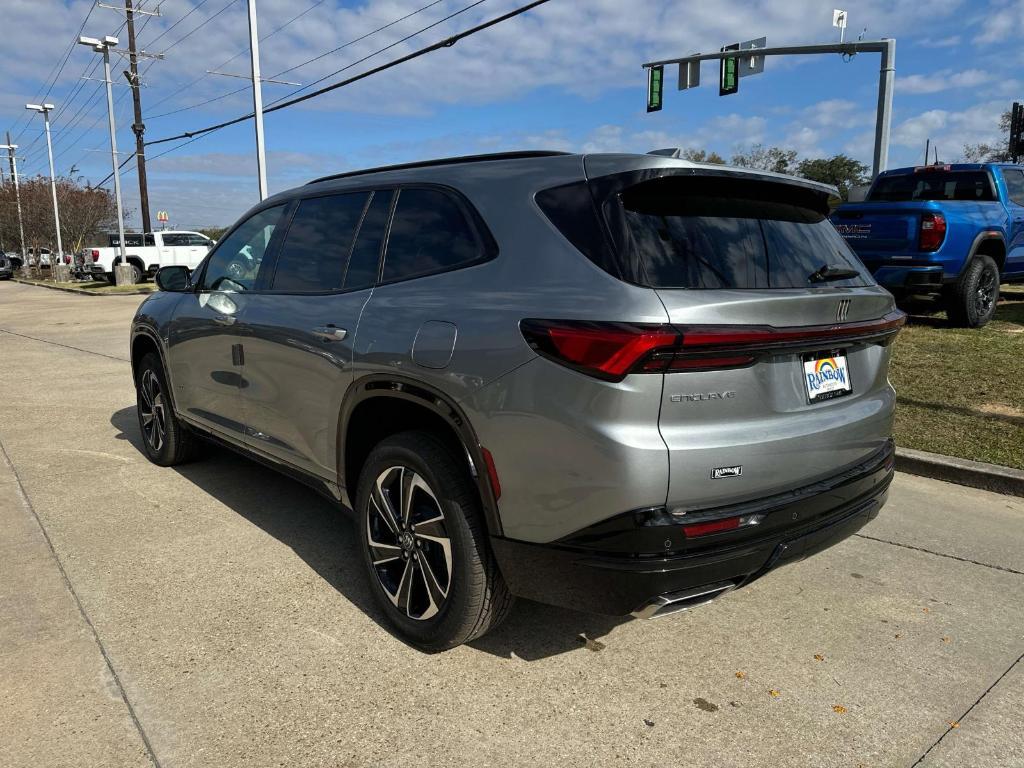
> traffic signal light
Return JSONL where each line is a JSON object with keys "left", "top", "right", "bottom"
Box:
{"left": 720, "top": 44, "right": 739, "bottom": 96}
{"left": 647, "top": 65, "right": 663, "bottom": 112}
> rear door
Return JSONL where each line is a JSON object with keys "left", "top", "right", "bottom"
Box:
{"left": 605, "top": 172, "right": 898, "bottom": 511}
{"left": 237, "top": 189, "right": 390, "bottom": 480}
{"left": 998, "top": 167, "right": 1024, "bottom": 276}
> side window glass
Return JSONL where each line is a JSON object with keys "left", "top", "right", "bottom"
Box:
{"left": 1003, "top": 170, "right": 1024, "bottom": 205}
{"left": 343, "top": 190, "right": 392, "bottom": 291}
{"left": 162, "top": 233, "right": 186, "bottom": 246}
{"left": 145, "top": 234, "right": 155, "bottom": 246}
{"left": 271, "top": 192, "right": 369, "bottom": 292}
{"left": 382, "top": 188, "right": 482, "bottom": 282}
{"left": 200, "top": 205, "right": 285, "bottom": 292}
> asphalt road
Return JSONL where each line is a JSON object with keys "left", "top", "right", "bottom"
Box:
{"left": 1, "top": 279, "right": 1022, "bottom": 768}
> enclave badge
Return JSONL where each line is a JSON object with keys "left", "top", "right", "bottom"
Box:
{"left": 711, "top": 465, "right": 743, "bottom": 479}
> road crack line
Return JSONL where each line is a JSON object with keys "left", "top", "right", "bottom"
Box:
{"left": 0, "top": 435, "right": 162, "bottom": 768}
{"left": 854, "top": 533, "right": 1024, "bottom": 576}
{"left": 911, "top": 649, "right": 1024, "bottom": 766}
{"left": 0, "top": 328, "right": 129, "bottom": 362}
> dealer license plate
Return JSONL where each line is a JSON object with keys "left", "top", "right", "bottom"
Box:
{"left": 802, "top": 350, "right": 852, "bottom": 403}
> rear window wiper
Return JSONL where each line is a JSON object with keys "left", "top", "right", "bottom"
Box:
{"left": 808, "top": 263, "right": 860, "bottom": 283}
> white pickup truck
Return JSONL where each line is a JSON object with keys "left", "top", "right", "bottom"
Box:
{"left": 84, "top": 230, "right": 215, "bottom": 283}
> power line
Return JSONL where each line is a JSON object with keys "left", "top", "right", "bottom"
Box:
{"left": 141, "top": 0, "right": 216, "bottom": 47}
{"left": 146, "top": 0, "right": 450, "bottom": 120}
{"left": 10, "top": 0, "right": 98, "bottom": 140}
{"left": 144, "top": 0, "right": 327, "bottom": 113}
{"left": 97, "top": 0, "right": 549, "bottom": 186}
{"left": 148, "top": 0, "right": 531, "bottom": 146}
{"left": 158, "top": 0, "right": 241, "bottom": 54}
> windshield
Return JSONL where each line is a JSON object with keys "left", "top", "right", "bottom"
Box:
{"left": 868, "top": 171, "right": 994, "bottom": 202}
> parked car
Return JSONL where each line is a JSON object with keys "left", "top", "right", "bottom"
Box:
{"left": 832, "top": 163, "right": 1024, "bottom": 327}
{"left": 86, "top": 230, "right": 215, "bottom": 283}
{"left": 4, "top": 252, "right": 23, "bottom": 270}
{"left": 0, "top": 254, "right": 13, "bottom": 280}
{"left": 27, "top": 247, "right": 52, "bottom": 267}
{"left": 131, "top": 151, "right": 903, "bottom": 649}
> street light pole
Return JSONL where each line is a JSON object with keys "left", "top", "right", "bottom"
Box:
{"left": 247, "top": 0, "right": 268, "bottom": 200}
{"left": 25, "top": 103, "right": 64, "bottom": 270}
{"left": 1, "top": 134, "right": 27, "bottom": 264}
{"left": 80, "top": 35, "right": 128, "bottom": 280}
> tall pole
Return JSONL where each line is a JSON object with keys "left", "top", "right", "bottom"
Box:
{"left": 41, "top": 110, "right": 64, "bottom": 265}
{"left": 247, "top": 0, "right": 268, "bottom": 200}
{"left": 872, "top": 38, "right": 895, "bottom": 179}
{"left": 102, "top": 45, "right": 128, "bottom": 271}
{"left": 4, "top": 133, "right": 27, "bottom": 263}
{"left": 125, "top": 0, "right": 152, "bottom": 234}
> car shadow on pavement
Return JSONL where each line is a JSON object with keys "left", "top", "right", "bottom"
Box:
{"left": 111, "top": 407, "right": 627, "bottom": 660}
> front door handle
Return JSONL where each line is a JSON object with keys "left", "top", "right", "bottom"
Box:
{"left": 213, "top": 314, "right": 236, "bottom": 326}
{"left": 312, "top": 325, "right": 347, "bottom": 342}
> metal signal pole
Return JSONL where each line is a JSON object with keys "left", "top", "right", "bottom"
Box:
{"left": 247, "top": 0, "right": 269, "bottom": 200}
{"left": 125, "top": 0, "right": 152, "bottom": 234}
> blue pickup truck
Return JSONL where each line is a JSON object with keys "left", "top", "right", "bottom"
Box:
{"left": 832, "top": 163, "right": 1024, "bottom": 327}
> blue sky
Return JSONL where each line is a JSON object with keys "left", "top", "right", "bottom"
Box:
{"left": 2, "top": 0, "right": 1020, "bottom": 227}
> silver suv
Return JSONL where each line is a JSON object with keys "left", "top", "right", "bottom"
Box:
{"left": 131, "top": 152, "right": 903, "bottom": 650}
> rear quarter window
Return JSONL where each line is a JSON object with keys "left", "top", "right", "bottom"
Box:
{"left": 381, "top": 188, "right": 488, "bottom": 283}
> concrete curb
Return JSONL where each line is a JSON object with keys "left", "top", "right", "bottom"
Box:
{"left": 11, "top": 278, "right": 151, "bottom": 296}
{"left": 896, "top": 447, "right": 1024, "bottom": 498}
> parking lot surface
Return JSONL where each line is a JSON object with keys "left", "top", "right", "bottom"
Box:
{"left": 2, "top": 280, "right": 1023, "bottom": 768}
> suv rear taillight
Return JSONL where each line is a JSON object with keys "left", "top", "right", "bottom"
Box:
{"left": 520, "top": 313, "right": 906, "bottom": 382}
{"left": 91, "top": 249, "right": 100, "bottom": 262}
{"left": 919, "top": 212, "right": 946, "bottom": 251}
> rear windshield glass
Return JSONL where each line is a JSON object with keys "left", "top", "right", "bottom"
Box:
{"left": 613, "top": 176, "right": 869, "bottom": 289}
{"left": 868, "top": 171, "right": 994, "bottom": 202}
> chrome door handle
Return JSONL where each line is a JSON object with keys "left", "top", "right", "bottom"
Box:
{"left": 312, "top": 325, "right": 347, "bottom": 342}
{"left": 213, "top": 314, "right": 236, "bottom": 326}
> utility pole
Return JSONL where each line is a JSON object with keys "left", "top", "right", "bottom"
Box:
{"left": 2, "top": 132, "right": 26, "bottom": 263}
{"left": 124, "top": 0, "right": 152, "bottom": 234}
{"left": 25, "top": 103, "right": 64, "bottom": 269}
{"left": 247, "top": 0, "right": 269, "bottom": 200}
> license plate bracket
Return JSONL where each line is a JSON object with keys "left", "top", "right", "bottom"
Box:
{"left": 802, "top": 349, "right": 853, "bottom": 404}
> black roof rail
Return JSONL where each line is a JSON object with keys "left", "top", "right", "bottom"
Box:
{"left": 306, "top": 150, "right": 572, "bottom": 185}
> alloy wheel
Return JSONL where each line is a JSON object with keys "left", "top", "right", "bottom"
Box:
{"left": 139, "top": 369, "right": 167, "bottom": 453}
{"left": 366, "top": 466, "right": 453, "bottom": 621}
{"left": 975, "top": 267, "right": 996, "bottom": 317}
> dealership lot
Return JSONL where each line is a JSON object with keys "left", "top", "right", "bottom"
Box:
{"left": 1, "top": 280, "right": 1022, "bottom": 768}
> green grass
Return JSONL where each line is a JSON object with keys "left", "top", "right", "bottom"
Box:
{"left": 890, "top": 285, "right": 1024, "bottom": 469}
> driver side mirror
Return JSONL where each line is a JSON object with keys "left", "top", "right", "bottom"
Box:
{"left": 155, "top": 265, "right": 191, "bottom": 292}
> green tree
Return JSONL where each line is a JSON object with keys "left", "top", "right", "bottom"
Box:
{"left": 963, "top": 109, "right": 1012, "bottom": 162}
{"left": 797, "top": 154, "right": 870, "bottom": 200}
{"left": 731, "top": 144, "right": 798, "bottom": 175}
{"left": 679, "top": 148, "right": 726, "bottom": 164}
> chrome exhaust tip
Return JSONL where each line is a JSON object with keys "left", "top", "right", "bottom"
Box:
{"left": 631, "top": 581, "right": 736, "bottom": 620}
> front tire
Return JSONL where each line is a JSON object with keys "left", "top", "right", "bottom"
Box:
{"left": 135, "top": 353, "right": 199, "bottom": 466}
{"left": 944, "top": 255, "right": 1000, "bottom": 328}
{"left": 356, "top": 431, "right": 512, "bottom": 651}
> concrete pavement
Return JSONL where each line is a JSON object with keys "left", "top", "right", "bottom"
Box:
{"left": 1, "top": 280, "right": 1022, "bottom": 768}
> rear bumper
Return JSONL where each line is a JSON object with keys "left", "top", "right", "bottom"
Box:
{"left": 491, "top": 441, "right": 894, "bottom": 616}
{"left": 869, "top": 264, "right": 945, "bottom": 291}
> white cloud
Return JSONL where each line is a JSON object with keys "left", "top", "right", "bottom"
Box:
{"left": 898, "top": 69, "right": 994, "bottom": 94}
{"left": 891, "top": 101, "right": 1005, "bottom": 161}
{"left": 973, "top": 0, "right": 1024, "bottom": 42}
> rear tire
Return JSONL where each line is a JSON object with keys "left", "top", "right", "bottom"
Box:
{"left": 135, "top": 352, "right": 200, "bottom": 466}
{"left": 944, "top": 255, "right": 999, "bottom": 328}
{"left": 356, "top": 431, "right": 512, "bottom": 651}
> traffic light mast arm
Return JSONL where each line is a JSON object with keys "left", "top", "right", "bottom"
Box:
{"left": 642, "top": 39, "right": 892, "bottom": 68}
{"left": 642, "top": 38, "right": 895, "bottom": 179}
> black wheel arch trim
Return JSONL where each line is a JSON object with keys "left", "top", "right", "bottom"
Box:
{"left": 959, "top": 230, "right": 1006, "bottom": 277}
{"left": 130, "top": 326, "right": 176, "bottom": 413}
{"left": 337, "top": 374, "right": 503, "bottom": 536}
